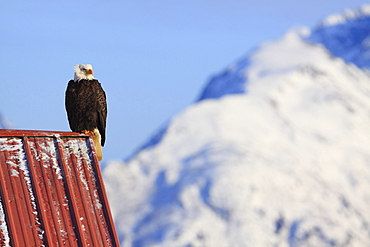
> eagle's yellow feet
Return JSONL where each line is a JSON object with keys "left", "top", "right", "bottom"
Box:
{"left": 81, "top": 130, "right": 95, "bottom": 136}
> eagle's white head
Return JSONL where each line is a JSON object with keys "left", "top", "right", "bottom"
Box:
{"left": 74, "top": 64, "right": 95, "bottom": 82}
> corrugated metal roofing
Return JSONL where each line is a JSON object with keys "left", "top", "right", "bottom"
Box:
{"left": 0, "top": 129, "right": 120, "bottom": 246}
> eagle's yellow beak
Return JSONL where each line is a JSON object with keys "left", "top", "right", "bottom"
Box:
{"left": 87, "top": 69, "right": 94, "bottom": 75}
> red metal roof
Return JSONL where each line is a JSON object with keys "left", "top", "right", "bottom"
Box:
{"left": 0, "top": 129, "right": 120, "bottom": 246}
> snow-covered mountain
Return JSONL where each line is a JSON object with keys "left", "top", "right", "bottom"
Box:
{"left": 104, "top": 5, "right": 370, "bottom": 247}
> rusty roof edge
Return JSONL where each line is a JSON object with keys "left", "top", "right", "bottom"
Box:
{"left": 87, "top": 137, "right": 121, "bottom": 245}
{"left": 0, "top": 129, "right": 89, "bottom": 138}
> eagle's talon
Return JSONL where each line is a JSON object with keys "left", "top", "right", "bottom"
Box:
{"left": 81, "top": 130, "right": 95, "bottom": 136}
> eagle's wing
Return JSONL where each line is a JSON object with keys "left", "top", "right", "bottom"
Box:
{"left": 65, "top": 80, "right": 78, "bottom": 131}
{"left": 94, "top": 80, "right": 107, "bottom": 146}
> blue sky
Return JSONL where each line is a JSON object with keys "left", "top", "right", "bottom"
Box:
{"left": 1, "top": 0, "right": 369, "bottom": 161}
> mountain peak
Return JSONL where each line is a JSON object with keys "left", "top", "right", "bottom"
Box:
{"left": 320, "top": 4, "right": 370, "bottom": 27}
{"left": 308, "top": 5, "right": 370, "bottom": 69}
{"left": 196, "top": 27, "right": 317, "bottom": 102}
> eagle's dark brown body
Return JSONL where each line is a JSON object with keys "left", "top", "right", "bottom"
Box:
{"left": 65, "top": 79, "right": 107, "bottom": 146}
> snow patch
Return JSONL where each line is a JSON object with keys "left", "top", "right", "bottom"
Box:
{"left": 0, "top": 138, "right": 45, "bottom": 242}
{"left": 0, "top": 195, "right": 10, "bottom": 246}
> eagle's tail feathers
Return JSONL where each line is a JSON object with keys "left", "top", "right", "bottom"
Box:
{"left": 93, "top": 128, "right": 103, "bottom": 161}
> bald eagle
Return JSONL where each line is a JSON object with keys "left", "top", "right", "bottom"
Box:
{"left": 65, "top": 64, "right": 107, "bottom": 161}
